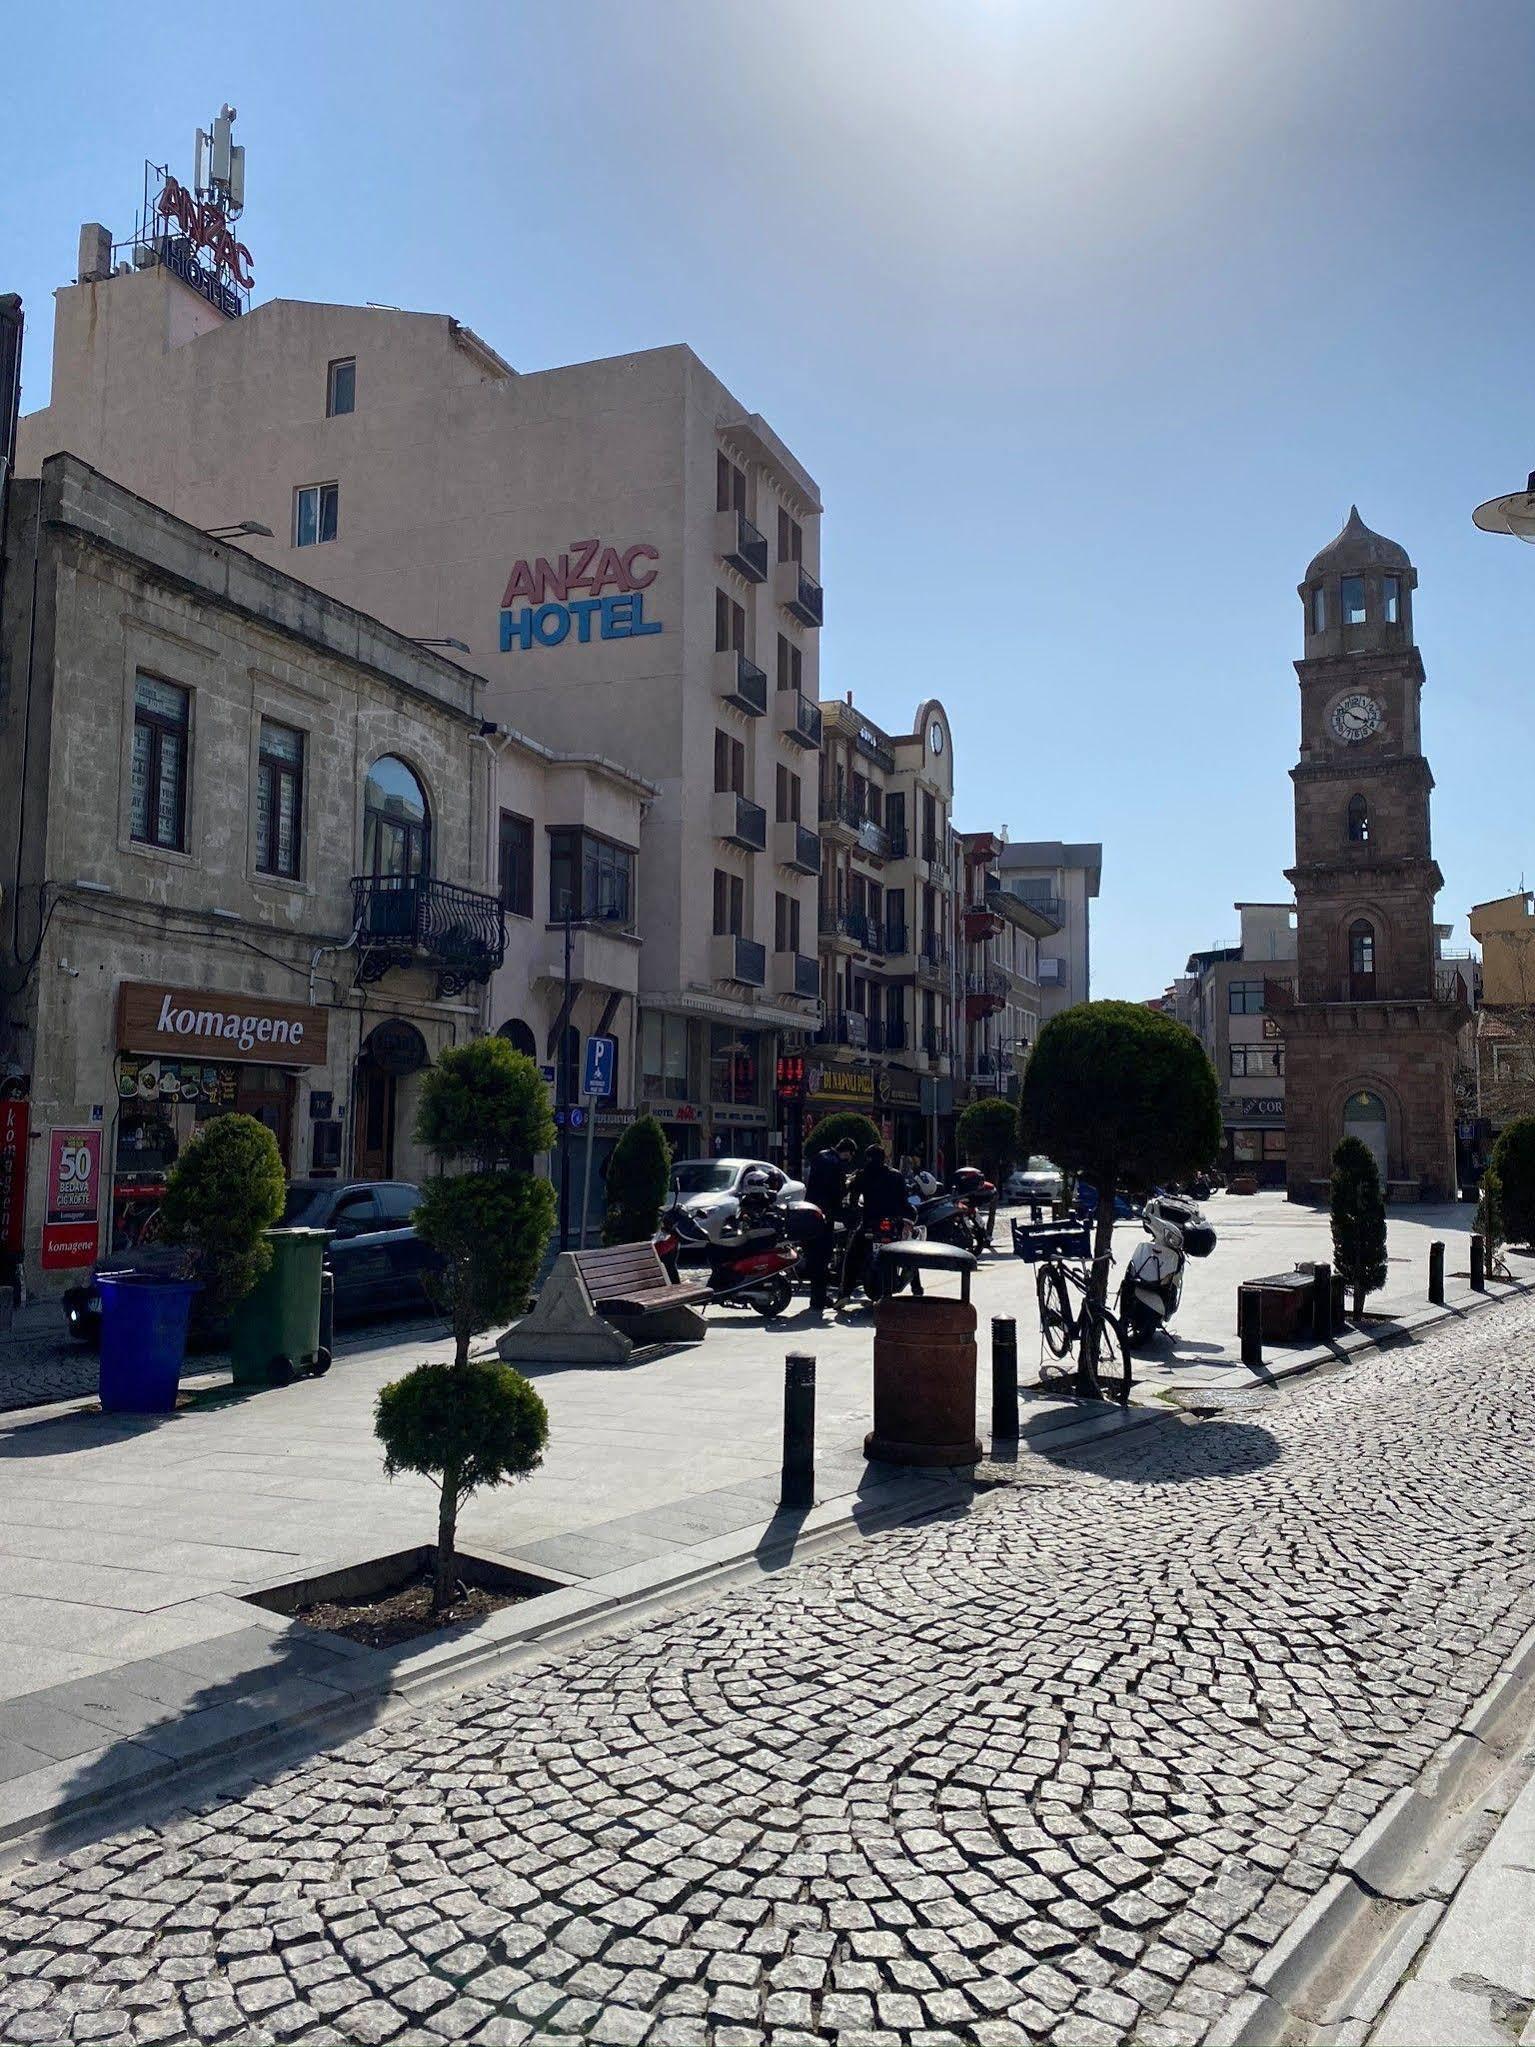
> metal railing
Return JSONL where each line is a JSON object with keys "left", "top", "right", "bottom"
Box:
{"left": 719, "top": 650, "right": 768, "bottom": 716}
{"left": 780, "top": 690, "right": 823, "bottom": 747}
{"left": 351, "top": 874, "right": 507, "bottom": 984}
{"left": 716, "top": 792, "right": 768, "bottom": 852}
{"left": 721, "top": 508, "right": 768, "bottom": 582}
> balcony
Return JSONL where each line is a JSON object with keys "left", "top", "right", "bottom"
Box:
{"left": 816, "top": 1010, "right": 869, "bottom": 1051}
{"left": 884, "top": 1019, "right": 908, "bottom": 1053}
{"left": 777, "top": 689, "right": 822, "bottom": 749}
{"left": 964, "top": 900, "right": 1004, "bottom": 942}
{"left": 773, "top": 949, "right": 821, "bottom": 1002}
{"left": 819, "top": 794, "right": 858, "bottom": 846}
{"left": 884, "top": 920, "right": 910, "bottom": 961}
{"left": 887, "top": 828, "right": 909, "bottom": 860}
{"left": 774, "top": 820, "right": 821, "bottom": 875}
{"left": 716, "top": 649, "right": 768, "bottom": 717}
{"left": 712, "top": 790, "right": 767, "bottom": 853}
{"left": 716, "top": 507, "right": 768, "bottom": 583}
{"left": 776, "top": 559, "right": 824, "bottom": 627}
{"left": 990, "top": 886, "right": 1060, "bottom": 936}
{"left": 853, "top": 726, "right": 896, "bottom": 774}
{"left": 921, "top": 1029, "right": 950, "bottom": 1064}
{"left": 352, "top": 874, "right": 506, "bottom": 1000}
{"left": 710, "top": 933, "right": 767, "bottom": 987}
{"left": 917, "top": 936, "right": 952, "bottom": 985}
{"left": 856, "top": 816, "right": 891, "bottom": 862}
{"left": 965, "top": 967, "right": 1008, "bottom": 1020}
{"left": 819, "top": 909, "right": 861, "bottom": 953}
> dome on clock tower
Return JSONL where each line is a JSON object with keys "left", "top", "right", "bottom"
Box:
{"left": 1299, "top": 506, "right": 1416, "bottom": 658}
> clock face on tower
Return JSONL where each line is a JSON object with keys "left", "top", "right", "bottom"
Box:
{"left": 1330, "top": 692, "right": 1384, "bottom": 744}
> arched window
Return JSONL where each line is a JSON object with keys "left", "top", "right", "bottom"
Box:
{"left": 1349, "top": 918, "right": 1376, "bottom": 999}
{"left": 497, "top": 1019, "right": 538, "bottom": 1061}
{"left": 1347, "top": 794, "right": 1370, "bottom": 844}
{"left": 363, "top": 756, "right": 431, "bottom": 881}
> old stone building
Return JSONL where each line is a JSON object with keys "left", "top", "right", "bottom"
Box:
{"left": 1272, "top": 508, "right": 1465, "bottom": 1200}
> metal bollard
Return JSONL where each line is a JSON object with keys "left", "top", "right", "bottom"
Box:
{"left": 1428, "top": 1240, "right": 1445, "bottom": 1306}
{"left": 780, "top": 1352, "right": 816, "bottom": 1509}
{"left": 1240, "top": 1287, "right": 1264, "bottom": 1368}
{"left": 991, "top": 1316, "right": 1018, "bottom": 1445}
{"left": 1470, "top": 1235, "right": 1486, "bottom": 1293}
{"left": 1312, "top": 1261, "right": 1333, "bottom": 1344}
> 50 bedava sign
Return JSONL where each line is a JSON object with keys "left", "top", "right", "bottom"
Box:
{"left": 499, "top": 538, "right": 662, "bottom": 652}
{"left": 42, "top": 1128, "right": 102, "bottom": 1272}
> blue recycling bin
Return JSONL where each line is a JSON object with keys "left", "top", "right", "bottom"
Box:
{"left": 97, "top": 1274, "right": 200, "bottom": 1415}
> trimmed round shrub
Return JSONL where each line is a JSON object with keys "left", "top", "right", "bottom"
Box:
{"left": 602, "top": 1115, "right": 673, "bottom": 1245}
{"left": 158, "top": 1112, "right": 286, "bottom": 1320}
{"left": 1489, "top": 1116, "right": 1535, "bottom": 1246}
{"left": 805, "top": 1110, "right": 882, "bottom": 1157}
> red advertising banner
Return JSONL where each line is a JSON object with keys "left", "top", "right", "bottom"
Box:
{"left": 0, "top": 1101, "right": 28, "bottom": 1257}
{"left": 41, "top": 1128, "right": 102, "bottom": 1272}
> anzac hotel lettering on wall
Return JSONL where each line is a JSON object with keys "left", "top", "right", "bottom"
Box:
{"left": 500, "top": 539, "right": 662, "bottom": 651}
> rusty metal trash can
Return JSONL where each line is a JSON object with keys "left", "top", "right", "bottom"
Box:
{"left": 865, "top": 1294, "right": 982, "bottom": 1467}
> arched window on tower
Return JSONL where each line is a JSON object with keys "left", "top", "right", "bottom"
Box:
{"left": 1349, "top": 918, "right": 1376, "bottom": 1000}
{"left": 1347, "top": 794, "right": 1370, "bottom": 844}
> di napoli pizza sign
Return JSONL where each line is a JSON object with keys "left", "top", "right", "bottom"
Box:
{"left": 500, "top": 538, "right": 663, "bottom": 652}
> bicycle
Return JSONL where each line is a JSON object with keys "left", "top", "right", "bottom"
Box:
{"left": 1035, "top": 1249, "right": 1132, "bottom": 1405}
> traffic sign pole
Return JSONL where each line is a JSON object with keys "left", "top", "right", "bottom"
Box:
{"left": 580, "top": 1102, "right": 598, "bottom": 1248}
{"left": 577, "top": 1036, "right": 617, "bottom": 1250}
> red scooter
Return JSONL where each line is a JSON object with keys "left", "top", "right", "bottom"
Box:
{"left": 657, "top": 1197, "right": 804, "bottom": 1318}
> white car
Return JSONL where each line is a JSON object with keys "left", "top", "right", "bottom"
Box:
{"left": 669, "top": 1158, "right": 807, "bottom": 1243}
{"left": 1004, "top": 1156, "right": 1064, "bottom": 1205}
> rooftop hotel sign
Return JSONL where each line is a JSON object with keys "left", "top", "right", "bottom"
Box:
{"left": 500, "top": 539, "right": 663, "bottom": 652}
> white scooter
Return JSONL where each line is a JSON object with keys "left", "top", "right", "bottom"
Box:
{"left": 1117, "top": 1194, "right": 1216, "bottom": 1348}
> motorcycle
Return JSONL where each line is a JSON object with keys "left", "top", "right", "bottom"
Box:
{"left": 839, "top": 1210, "right": 920, "bottom": 1304}
{"left": 907, "top": 1172, "right": 970, "bottom": 1250}
{"left": 1116, "top": 1194, "right": 1217, "bottom": 1348}
{"left": 659, "top": 1198, "right": 804, "bottom": 1318}
{"left": 949, "top": 1166, "right": 996, "bottom": 1252}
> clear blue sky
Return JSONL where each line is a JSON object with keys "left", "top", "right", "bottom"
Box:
{"left": 8, "top": 0, "right": 1535, "bottom": 997}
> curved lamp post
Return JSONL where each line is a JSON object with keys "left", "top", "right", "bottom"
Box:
{"left": 1473, "top": 472, "right": 1535, "bottom": 541}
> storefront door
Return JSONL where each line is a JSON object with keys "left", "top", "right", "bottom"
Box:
{"left": 236, "top": 1067, "right": 294, "bottom": 1170}
{"left": 355, "top": 1059, "right": 396, "bottom": 1180}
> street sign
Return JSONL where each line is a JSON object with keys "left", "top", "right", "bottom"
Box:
{"left": 582, "top": 1034, "right": 617, "bottom": 1100}
{"left": 568, "top": 1105, "right": 588, "bottom": 1131}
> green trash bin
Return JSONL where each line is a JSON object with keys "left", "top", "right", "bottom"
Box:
{"left": 229, "top": 1228, "right": 334, "bottom": 1387}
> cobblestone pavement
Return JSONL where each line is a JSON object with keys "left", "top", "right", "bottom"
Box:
{"left": 3, "top": 1304, "right": 1535, "bottom": 2046}
{"left": 0, "top": 1337, "right": 101, "bottom": 1414}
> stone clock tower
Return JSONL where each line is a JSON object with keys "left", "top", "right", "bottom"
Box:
{"left": 1273, "top": 508, "right": 1464, "bottom": 1200}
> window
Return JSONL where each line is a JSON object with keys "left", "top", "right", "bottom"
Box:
{"left": 641, "top": 1012, "right": 690, "bottom": 1101}
{"left": 776, "top": 632, "right": 802, "bottom": 694}
{"left": 715, "top": 591, "right": 745, "bottom": 655}
{"left": 714, "top": 729, "right": 745, "bottom": 794}
{"left": 1310, "top": 586, "right": 1325, "bottom": 633}
{"left": 716, "top": 453, "right": 746, "bottom": 513}
{"left": 498, "top": 811, "right": 534, "bottom": 918}
{"left": 1228, "top": 980, "right": 1265, "bottom": 1015}
{"left": 778, "top": 508, "right": 802, "bottom": 562}
{"left": 548, "top": 828, "right": 634, "bottom": 926}
{"left": 922, "top": 790, "right": 938, "bottom": 863}
{"left": 375, "top": 1184, "right": 419, "bottom": 1228}
{"left": 712, "top": 869, "right": 744, "bottom": 936}
{"left": 255, "top": 719, "right": 304, "bottom": 878}
{"left": 1230, "top": 1044, "right": 1283, "bottom": 1078}
{"left": 1341, "top": 574, "right": 1366, "bottom": 626}
{"left": 131, "top": 676, "right": 190, "bottom": 851}
{"left": 775, "top": 891, "right": 801, "bottom": 953}
{"left": 363, "top": 756, "right": 430, "bottom": 878}
{"left": 326, "top": 358, "right": 356, "bottom": 418}
{"left": 710, "top": 1025, "right": 758, "bottom": 1107}
{"left": 1383, "top": 575, "right": 1400, "bottom": 624}
{"left": 886, "top": 887, "right": 907, "bottom": 949}
{"left": 886, "top": 790, "right": 906, "bottom": 842}
{"left": 294, "top": 481, "right": 339, "bottom": 547}
{"left": 1347, "top": 793, "right": 1370, "bottom": 844}
{"left": 1349, "top": 918, "right": 1376, "bottom": 996}
{"left": 776, "top": 764, "right": 801, "bottom": 823}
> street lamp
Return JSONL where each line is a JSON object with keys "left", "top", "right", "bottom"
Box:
{"left": 1472, "top": 471, "right": 1535, "bottom": 542}
{"left": 204, "top": 519, "right": 273, "bottom": 539}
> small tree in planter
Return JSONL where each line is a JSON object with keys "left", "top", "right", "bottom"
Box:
{"left": 375, "top": 1036, "right": 555, "bottom": 1611}
{"left": 1476, "top": 1164, "right": 1505, "bottom": 1267}
{"left": 1330, "top": 1136, "right": 1388, "bottom": 1317}
{"left": 602, "top": 1115, "right": 673, "bottom": 1245}
{"left": 159, "top": 1112, "right": 286, "bottom": 1324}
{"left": 1488, "top": 1115, "right": 1535, "bottom": 1248}
{"left": 806, "top": 1111, "right": 882, "bottom": 1158}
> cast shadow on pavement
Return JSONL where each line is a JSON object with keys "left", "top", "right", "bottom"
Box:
{"left": 1089, "top": 1416, "right": 1283, "bottom": 1485}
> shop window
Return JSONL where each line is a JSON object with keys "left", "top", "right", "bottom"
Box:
{"left": 255, "top": 719, "right": 304, "bottom": 879}
{"left": 326, "top": 358, "right": 356, "bottom": 417}
{"left": 1263, "top": 1129, "right": 1287, "bottom": 1159}
{"left": 1348, "top": 794, "right": 1370, "bottom": 844}
{"left": 549, "top": 828, "right": 634, "bottom": 926}
{"left": 641, "top": 1012, "right": 690, "bottom": 1101}
{"left": 294, "top": 481, "right": 339, "bottom": 547}
{"left": 363, "top": 756, "right": 431, "bottom": 879}
{"left": 498, "top": 811, "right": 534, "bottom": 918}
{"left": 1232, "top": 1129, "right": 1262, "bottom": 1164}
{"left": 131, "top": 676, "right": 190, "bottom": 852}
{"left": 710, "top": 1024, "right": 757, "bottom": 1106}
{"left": 1341, "top": 574, "right": 1366, "bottom": 626}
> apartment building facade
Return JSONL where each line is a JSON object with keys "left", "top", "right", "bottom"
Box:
{"left": 957, "top": 833, "right": 1049, "bottom": 1103}
{"left": 993, "top": 841, "right": 1102, "bottom": 1018}
{"left": 1177, "top": 903, "right": 1297, "bottom": 1185}
{"left": 18, "top": 241, "right": 825, "bottom": 1162}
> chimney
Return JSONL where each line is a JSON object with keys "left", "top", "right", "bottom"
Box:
{"left": 76, "top": 224, "right": 113, "bottom": 284}
{"left": 845, "top": 690, "right": 853, "bottom": 705}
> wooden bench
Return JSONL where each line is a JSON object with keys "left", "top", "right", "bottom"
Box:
{"left": 499, "top": 1241, "right": 709, "bottom": 1366}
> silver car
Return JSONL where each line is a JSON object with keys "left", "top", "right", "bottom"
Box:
{"left": 1004, "top": 1155, "right": 1064, "bottom": 1205}
{"left": 669, "top": 1157, "right": 807, "bottom": 1243}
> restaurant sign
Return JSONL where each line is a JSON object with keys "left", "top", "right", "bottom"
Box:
{"left": 807, "top": 1064, "right": 876, "bottom": 1103}
{"left": 500, "top": 539, "right": 662, "bottom": 652}
{"left": 117, "top": 983, "right": 330, "bottom": 1066}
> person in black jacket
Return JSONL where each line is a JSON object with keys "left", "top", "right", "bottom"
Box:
{"left": 843, "top": 1145, "right": 914, "bottom": 1302}
{"left": 803, "top": 1139, "right": 856, "bottom": 1311}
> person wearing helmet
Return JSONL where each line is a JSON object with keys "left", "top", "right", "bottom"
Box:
{"left": 842, "top": 1144, "right": 912, "bottom": 1302}
{"left": 804, "top": 1137, "right": 857, "bottom": 1311}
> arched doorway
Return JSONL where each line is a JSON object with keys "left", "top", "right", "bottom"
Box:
{"left": 354, "top": 1018, "right": 429, "bottom": 1180}
{"left": 1342, "top": 1088, "right": 1389, "bottom": 1184}
{"left": 497, "top": 1019, "right": 538, "bottom": 1061}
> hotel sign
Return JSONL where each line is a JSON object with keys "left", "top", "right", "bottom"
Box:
{"left": 117, "top": 982, "right": 330, "bottom": 1066}
{"left": 500, "top": 538, "right": 663, "bottom": 651}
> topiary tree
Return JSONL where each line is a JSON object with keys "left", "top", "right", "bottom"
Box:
{"left": 602, "top": 1115, "right": 672, "bottom": 1245}
{"left": 1476, "top": 1164, "right": 1505, "bottom": 1264}
{"left": 1020, "top": 1002, "right": 1221, "bottom": 1393}
{"left": 159, "top": 1112, "right": 286, "bottom": 1322}
{"left": 1488, "top": 1115, "right": 1535, "bottom": 1248}
{"left": 1330, "top": 1135, "right": 1388, "bottom": 1317}
{"left": 376, "top": 1036, "right": 557, "bottom": 1612}
{"left": 957, "top": 1096, "right": 1020, "bottom": 1183}
{"left": 805, "top": 1110, "right": 882, "bottom": 1158}
{"left": 376, "top": 1359, "right": 548, "bottom": 1614}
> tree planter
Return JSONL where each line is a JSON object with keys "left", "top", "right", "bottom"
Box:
{"left": 244, "top": 1545, "right": 564, "bottom": 1649}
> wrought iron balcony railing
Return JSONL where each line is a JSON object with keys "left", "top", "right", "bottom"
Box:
{"left": 351, "top": 874, "right": 507, "bottom": 1000}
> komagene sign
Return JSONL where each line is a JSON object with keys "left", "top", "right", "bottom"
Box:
{"left": 499, "top": 538, "right": 662, "bottom": 652}
{"left": 117, "top": 982, "right": 329, "bottom": 1066}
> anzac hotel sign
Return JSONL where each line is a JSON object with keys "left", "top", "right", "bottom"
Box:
{"left": 117, "top": 983, "right": 329, "bottom": 1065}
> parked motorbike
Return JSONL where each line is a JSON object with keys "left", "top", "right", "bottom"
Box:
{"left": 949, "top": 1166, "right": 996, "bottom": 1252}
{"left": 659, "top": 1196, "right": 804, "bottom": 1318}
{"left": 1116, "top": 1193, "right": 1217, "bottom": 1347}
{"left": 838, "top": 1210, "right": 920, "bottom": 1304}
{"left": 907, "top": 1174, "right": 969, "bottom": 1249}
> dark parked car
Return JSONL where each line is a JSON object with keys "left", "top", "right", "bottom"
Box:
{"left": 63, "top": 1179, "right": 440, "bottom": 1346}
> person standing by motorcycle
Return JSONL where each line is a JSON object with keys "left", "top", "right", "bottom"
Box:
{"left": 804, "top": 1137, "right": 857, "bottom": 1312}
{"left": 843, "top": 1144, "right": 914, "bottom": 1304}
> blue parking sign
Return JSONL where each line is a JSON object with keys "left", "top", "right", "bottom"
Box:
{"left": 582, "top": 1034, "right": 617, "bottom": 1100}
